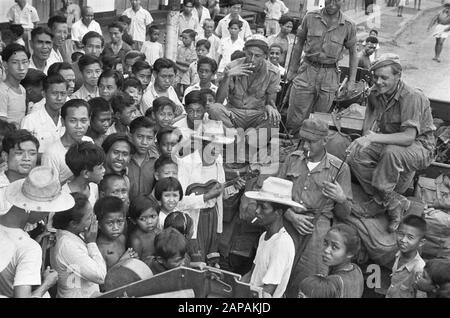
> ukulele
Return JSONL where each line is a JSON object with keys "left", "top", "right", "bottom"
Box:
{"left": 185, "top": 169, "right": 260, "bottom": 198}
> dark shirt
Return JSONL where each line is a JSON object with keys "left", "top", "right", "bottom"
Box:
{"left": 101, "top": 41, "right": 132, "bottom": 64}
{"left": 363, "top": 80, "right": 436, "bottom": 151}
{"left": 297, "top": 9, "right": 357, "bottom": 64}
{"left": 122, "top": 32, "right": 135, "bottom": 47}
{"left": 128, "top": 151, "right": 158, "bottom": 201}
{"left": 330, "top": 263, "right": 364, "bottom": 298}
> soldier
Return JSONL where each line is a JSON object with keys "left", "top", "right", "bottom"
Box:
{"left": 278, "top": 118, "right": 352, "bottom": 297}
{"left": 286, "top": 0, "right": 358, "bottom": 136}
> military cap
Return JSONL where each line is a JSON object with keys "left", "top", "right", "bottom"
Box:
{"left": 370, "top": 53, "right": 402, "bottom": 72}
{"left": 299, "top": 118, "right": 329, "bottom": 141}
{"left": 244, "top": 36, "right": 269, "bottom": 55}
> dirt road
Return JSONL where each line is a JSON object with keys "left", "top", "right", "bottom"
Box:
{"left": 379, "top": 7, "right": 450, "bottom": 100}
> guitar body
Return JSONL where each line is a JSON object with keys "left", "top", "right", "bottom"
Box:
{"left": 185, "top": 179, "right": 220, "bottom": 196}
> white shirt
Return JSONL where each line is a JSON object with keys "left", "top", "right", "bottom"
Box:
{"left": 61, "top": 183, "right": 99, "bottom": 209}
{"left": 0, "top": 172, "right": 11, "bottom": 216}
{"left": 0, "top": 82, "right": 26, "bottom": 127}
{"left": 141, "top": 41, "right": 164, "bottom": 67}
{"left": 215, "top": 14, "right": 252, "bottom": 40}
{"left": 141, "top": 84, "right": 184, "bottom": 115}
{"left": 50, "top": 230, "right": 106, "bottom": 298}
{"left": 72, "top": 85, "right": 100, "bottom": 102}
{"left": 0, "top": 225, "right": 42, "bottom": 298}
{"left": 193, "top": 7, "right": 211, "bottom": 32}
{"left": 178, "top": 12, "right": 200, "bottom": 35}
{"left": 28, "top": 97, "right": 46, "bottom": 114}
{"left": 123, "top": 7, "right": 153, "bottom": 43}
{"left": 49, "top": 48, "right": 64, "bottom": 65}
{"left": 7, "top": 3, "right": 39, "bottom": 30}
{"left": 264, "top": 0, "right": 289, "bottom": 20}
{"left": 20, "top": 106, "right": 65, "bottom": 154}
{"left": 41, "top": 136, "right": 94, "bottom": 185}
{"left": 250, "top": 227, "right": 295, "bottom": 298}
{"left": 71, "top": 19, "right": 103, "bottom": 43}
{"left": 217, "top": 37, "right": 245, "bottom": 72}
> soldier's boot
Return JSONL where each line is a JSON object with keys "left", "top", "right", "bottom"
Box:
{"left": 382, "top": 192, "right": 411, "bottom": 233}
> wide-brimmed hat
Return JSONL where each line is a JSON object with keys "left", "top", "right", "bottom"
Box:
{"left": 0, "top": 230, "right": 15, "bottom": 272}
{"left": 192, "top": 120, "right": 235, "bottom": 144}
{"left": 6, "top": 166, "right": 75, "bottom": 213}
{"left": 245, "top": 177, "right": 306, "bottom": 209}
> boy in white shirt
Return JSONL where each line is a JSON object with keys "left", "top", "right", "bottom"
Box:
{"left": 217, "top": 19, "right": 245, "bottom": 74}
{"left": 197, "top": 19, "right": 220, "bottom": 63}
{"left": 242, "top": 177, "right": 298, "bottom": 298}
{"left": 71, "top": 6, "right": 103, "bottom": 52}
{"left": 264, "top": 0, "right": 289, "bottom": 36}
{"left": 123, "top": 0, "right": 153, "bottom": 51}
{"left": 7, "top": 0, "right": 39, "bottom": 52}
{"left": 141, "top": 25, "right": 164, "bottom": 67}
{"left": 215, "top": 0, "right": 252, "bottom": 40}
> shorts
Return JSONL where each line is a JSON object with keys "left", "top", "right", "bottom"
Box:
{"left": 433, "top": 24, "right": 450, "bottom": 39}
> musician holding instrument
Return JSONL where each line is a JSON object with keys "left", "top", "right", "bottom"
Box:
{"left": 347, "top": 53, "right": 435, "bottom": 233}
{"left": 277, "top": 118, "right": 352, "bottom": 298}
{"left": 286, "top": 0, "right": 358, "bottom": 136}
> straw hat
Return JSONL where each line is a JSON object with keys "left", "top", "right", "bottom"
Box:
{"left": 192, "top": 120, "right": 235, "bottom": 144}
{"left": 6, "top": 166, "right": 75, "bottom": 213}
{"left": 0, "top": 230, "right": 15, "bottom": 272}
{"left": 245, "top": 177, "right": 306, "bottom": 209}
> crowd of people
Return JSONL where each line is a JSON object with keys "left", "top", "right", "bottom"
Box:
{"left": 0, "top": 0, "right": 450, "bottom": 299}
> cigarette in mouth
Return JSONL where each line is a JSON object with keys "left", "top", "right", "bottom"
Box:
{"left": 251, "top": 217, "right": 258, "bottom": 224}
{"left": 307, "top": 151, "right": 310, "bottom": 158}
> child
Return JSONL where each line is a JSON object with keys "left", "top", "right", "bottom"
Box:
{"left": 132, "top": 60, "right": 152, "bottom": 92}
{"left": 10, "top": 24, "right": 25, "bottom": 47}
{"left": 199, "top": 19, "right": 220, "bottom": 63}
{"left": 154, "top": 176, "right": 184, "bottom": 229}
{"left": 175, "top": 29, "right": 198, "bottom": 97}
{"left": 63, "top": 141, "right": 106, "bottom": 208}
{"left": 128, "top": 116, "right": 158, "bottom": 200}
{"left": 416, "top": 259, "right": 450, "bottom": 298}
{"left": 72, "top": 54, "right": 102, "bottom": 101}
{"left": 199, "top": 88, "right": 216, "bottom": 108}
{"left": 98, "top": 69, "right": 124, "bottom": 102}
{"left": 7, "top": 0, "right": 40, "bottom": 52}
{"left": 146, "top": 156, "right": 179, "bottom": 206}
{"left": 156, "top": 126, "right": 182, "bottom": 158}
{"left": 87, "top": 97, "right": 113, "bottom": 146}
{"left": 322, "top": 223, "right": 364, "bottom": 298}
{"left": 215, "top": 0, "right": 252, "bottom": 40}
{"left": 183, "top": 56, "right": 218, "bottom": 102}
{"left": 99, "top": 173, "right": 130, "bottom": 208}
{"left": 256, "top": 24, "right": 266, "bottom": 36}
{"left": 118, "top": 15, "right": 135, "bottom": 48}
{"left": 123, "top": 77, "right": 144, "bottom": 115}
{"left": 141, "top": 25, "right": 164, "bottom": 67}
{"left": 397, "top": 0, "right": 405, "bottom": 17}
{"left": 95, "top": 196, "right": 137, "bottom": 269}
{"left": 241, "top": 177, "right": 296, "bottom": 297}
{"left": 151, "top": 96, "right": 177, "bottom": 131}
{"left": 176, "top": 90, "right": 208, "bottom": 140}
{"left": 264, "top": 0, "right": 289, "bottom": 36}
{"left": 268, "top": 44, "right": 286, "bottom": 77}
{"left": 361, "top": 29, "right": 380, "bottom": 63}
{"left": 181, "top": 39, "right": 210, "bottom": 88}
{"left": 129, "top": 195, "right": 161, "bottom": 261}
{"left": 123, "top": 50, "right": 145, "bottom": 79}
{"left": 20, "top": 68, "right": 47, "bottom": 114}
{"left": 298, "top": 274, "right": 343, "bottom": 298}
{"left": 122, "top": 0, "right": 153, "bottom": 51}
{"left": 386, "top": 215, "right": 427, "bottom": 298}
{"left": 144, "top": 227, "right": 188, "bottom": 274}
{"left": 178, "top": 0, "right": 199, "bottom": 36}
{"left": 104, "top": 21, "right": 132, "bottom": 66}
{"left": 109, "top": 92, "right": 138, "bottom": 134}
{"left": 217, "top": 19, "right": 245, "bottom": 74}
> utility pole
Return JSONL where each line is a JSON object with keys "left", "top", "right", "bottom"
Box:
{"left": 164, "top": 0, "right": 182, "bottom": 61}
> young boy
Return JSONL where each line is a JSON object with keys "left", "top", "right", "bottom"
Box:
{"left": 41, "top": 99, "right": 93, "bottom": 184}
{"left": 181, "top": 39, "right": 210, "bottom": 88}
{"left": 109, "top": 92, "right": 138, "bottom": 134}
{"left": 141, "top": 25, "right": 164, "bottom": 67}
{"left": 242, "top": 177, "right": 297, "bottom": 298}
{"left": 268, "top": 43, "right": 286, "bottom": 77}
{"left": 217, "top": 19, "right": 245, "bottom": 74}
{"left": 175, "top": 29, "right": 197, "bottom": 96}
{"left": 199, "top": 88, "right": 216, "bottom": 108}
{"left": 7, "top": 0, "right": 40, "bottom": 52}
{"left": 63, "top": 141, "right": 106, "bottom": 207}
{"left": 156, "top": 126, "right": 181, "bottom": 158}
{"left": 198, "top": 19, "right": 220, "bottom": 63}
{"left": 132, "top": 60, "right": 152, "bottom": 92}
{"left": 118, "top": 15, "right": 135, "bottom": 48}
{"left": 123, "top": 0, "right": 154, "bottom": 51}
{"left": 256, "top": 25, "right": 266, "bottom": 36}
{"left": 103, "top": 21, "right": 132, "bottom": 66}
{"left": 98, "top": 69, "right": 123, "bottom": 102}
{"left": 20, "top": 68, "right": 46, "bottom": 114}
{"left": 178, "top": 0, "right": 199, "bottom": 36}
{"left": 128, "top": 116, "right": 158, "bottom": 200}
{"left": 72, "top": 54, "right": 102, "bottom": 101}
{"left": 99, "top": 173, "right": 130, "bottom": 208}
{"left": 95, "top": 196, "right": 136, "bottom": 269}
{"left": 386, "top": 215, "right": 427, "bottom": 298}
{"left": 123, "top": 50, "right": 145, "bottom": 79}
{"left": 183, "top": 56, "right": 218, "bottom": 102}
{"left": 144, "top": 227, "right": 188, "bottom": 274}
{"left": 264, "top": 0, "right": 289, "bottom": 36}
{"left": 123, "top": 77, "right": 144, "bottom": 116}
{"left": 175, "top": 90, "right": 208, "bottom": 140}
{"left": 151, "top": 97, "right": 177, "bottom": 131}
{"left": 86, "top": 97, "right": 113, "bottom": 146}
{"left": 215, "top": 0, "right": 252, "bottom": 40}
{"left": 146, "top": 156, "right": 179, "bottom": 206}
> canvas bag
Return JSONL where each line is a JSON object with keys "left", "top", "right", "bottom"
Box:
{"left": 422, "top": 208, "right": 450, "bottom": 259}
{"left": 415, "top": 175, "right": 450, "bottom": 210}
{"left": 325, "top": 112, "right": 358, "bottom": 161}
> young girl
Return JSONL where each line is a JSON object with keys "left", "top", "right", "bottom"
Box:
{"left": 416, "top": 258, "right": 450, "bottom": 298}
{"left": 129, "top": 195, "right": 161, "bottom": 262}
{"left": 154, "top": 177, "right": 184, "bottom": 230}
{"left": 175, "top": 29, "right": 198, "bottom": 97}
{"left": 397, "top": 0, "right": 405, "bottom": 17}
{"left": 298, "top": 274, "right": 344, "bottom": 298}
{"left": 322, "top": 223, "right": 364, "bottom": 298}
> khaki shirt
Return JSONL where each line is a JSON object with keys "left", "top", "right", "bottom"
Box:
{"left": 227, "top": 58, "right": 280, "bottom": 111}
{"left": 278, "top": 151, "right": 352, "bottom": 219}
{"left": 386, "top": 251, "right": 425, "bottom": 298}
{"left": 363, "top": 80, "right": 436, "bottom": 151}
{"left": 297, "top": 9, "right": 357, "bottom": 64}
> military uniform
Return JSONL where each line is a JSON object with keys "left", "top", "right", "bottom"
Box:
{"left": 278, "top": 117, "right": 352, "bottom": 297}
{"left": 287, "top": 9, "right": 357, "bottom": 135}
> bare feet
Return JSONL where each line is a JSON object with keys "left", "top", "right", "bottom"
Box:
{"left": 433, "top": 57, "right": 441, "bottom": 63}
